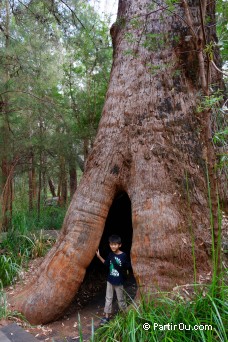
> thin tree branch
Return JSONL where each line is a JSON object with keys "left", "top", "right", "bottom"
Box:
{"left": 178, "top": 0, "right": 197, "bottom": 39}
{"left": 0, "top": 90, "right": 55, "bottom": 104}
{"left": 59, "top": 0, "right": 86, "bottom": 30}
{"left": 210, "top": 60, "right": 228, "bottom": 76}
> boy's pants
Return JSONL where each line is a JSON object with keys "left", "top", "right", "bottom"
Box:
{"left": 104, "top": 281, "right": 127, "bottom": 314}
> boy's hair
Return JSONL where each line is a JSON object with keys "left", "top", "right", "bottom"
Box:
{"left": 109, "top": 235, "right": 122, "bottom": 244}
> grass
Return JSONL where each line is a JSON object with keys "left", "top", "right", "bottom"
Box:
{"left": 0, "top": 281, "right": 25, "bottom": 320}
{"left": 0, "top": 226, "right": 57, "bottom": 286}
{"left": 0, "top": 200, "right": 66, "bottom": 286}
{"left": 94, "top": 281, "right": 228, "bottom": 342}
{"left": 0, "top": 254, "right": 22, "bottom": 287}
{"left": 12, "top": 204, "right": 66, "bottom": 231}
{"left": 0, "top": 179, "right": 67, "bottom": 286}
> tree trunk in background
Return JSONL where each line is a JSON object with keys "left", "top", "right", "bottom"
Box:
{"left": 69, "top": 159, "right": 77, "bottom": 198}
{"left": 28, "top": 151, "right": 36, "bottom": 211}
{"left": 48, "top": 178, "right": 57, "bottom": 198}
{"left": 1, "top": 158, "right": 13, "bottom": 231}
{"left": 13, "top": 0, "right": 224, "bottom": 324}
{"left": 42, "top": 154, "right": 47, "bottom": 200}
{"left": 37, "top": 152, "right": 42, "bottom": 220}
{"left": 57, "top": 156, "right": 67, "bottom": 206}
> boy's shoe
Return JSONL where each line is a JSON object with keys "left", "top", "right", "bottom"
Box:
{"left": 99, "top": 317, "right": 110, "bottom": 326}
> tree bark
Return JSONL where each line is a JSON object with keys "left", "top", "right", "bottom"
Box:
{"left": 57, "top": 156, "right": 67, "bottom": 206}
{"left": 37, "top": 151, "right": 42, "bottom": 221}
{"left": 29, "top": 150, "right": 36, "bottom": 211}
{"left": 1, "top": 158, "right": 13, "bottom": 231}
{"left": 48, "top": 178, "right": 57, "bottom": 198}
{"left": 12, "top": 0, "right": 223, "bottom": 324}
{"left": 69, "top": 159, "right": 77, "bottom": 198}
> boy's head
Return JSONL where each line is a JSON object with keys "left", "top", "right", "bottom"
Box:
{"left": 108, "top": 235, "right": 122, "bottom": 253}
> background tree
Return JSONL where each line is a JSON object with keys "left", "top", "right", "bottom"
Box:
{"left": 0, "top": 0, "right": 112, "bottom": 229}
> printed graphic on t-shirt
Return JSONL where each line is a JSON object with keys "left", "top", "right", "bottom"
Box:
{"left": 110, "top": 256, "right": 122, "bottom": 277}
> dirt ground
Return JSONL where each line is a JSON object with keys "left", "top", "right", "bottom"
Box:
{"left": 1, "top": 258, "right": 137, "bottom": 342}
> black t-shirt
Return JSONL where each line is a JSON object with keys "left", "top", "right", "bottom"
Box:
{"left": 104, "top": 251, "right": 130, "bottom": 286}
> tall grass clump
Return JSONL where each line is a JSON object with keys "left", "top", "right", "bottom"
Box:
{"left": 94, "top": 282, "right": 228, "bottom": 342}
{"left": 0, "top": 254, "right": 22, "bottom": 286}
{"left": 0, "top": 228, "right": 56, "bottom": 286}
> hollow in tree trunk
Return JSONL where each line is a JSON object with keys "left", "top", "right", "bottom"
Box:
{"left": 12, "top": 0, "right": 224, "bottom": 324}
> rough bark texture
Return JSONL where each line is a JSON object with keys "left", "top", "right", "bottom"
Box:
{"left": 12, "top": 0, "right": 223, "bottom": 324}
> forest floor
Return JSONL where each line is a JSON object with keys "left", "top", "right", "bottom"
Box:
{"left": 0, "top": 213, "right": 227, "bottom": 341}
{"left": 1, "top": 258, "right": 137, "bottom": 342}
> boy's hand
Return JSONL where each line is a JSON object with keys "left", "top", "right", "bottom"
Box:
{"left": 96, "top": 249, "right": 105, "bottom": 264}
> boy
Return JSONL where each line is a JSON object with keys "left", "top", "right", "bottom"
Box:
{"left": 96, "top": 235, "right": 130, "bottom": 325}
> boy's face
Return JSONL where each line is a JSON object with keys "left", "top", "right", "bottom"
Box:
{"left": 109, "top": 242, "right": 121, "bottom": 253}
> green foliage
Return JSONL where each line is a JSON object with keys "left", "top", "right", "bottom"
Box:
{"left": 116, "top": 16, "right": 127, "bottom": 29}
{"left": 0, "top": 190, "right": 65, "bottom": 286}
{"left": 0, "top": 226, "right": 56, "bottom": 286}
{"left": 129, "top": 18, "right": 142, "bottom": 30}
{"left": 0, "top": 281, "right": 24, "bottom": 320}
{"left": 164, "top": 0, "right": 180, "bottom": 12}
{"left": 146, "top": 62, "right": 175, "bottom": 75}
{"left": 123, "top": 48, "right": 138, "bottom": 58}
{"left": 213, "top": 128, "right": 228, "bottom": 146}
{"left": 0, "top": 254, "right": 22, "bottom": 286}
{"left": 204, "top": 41, "right": 215, "bottom": 61}
{"left": 196, "top": 91, "right": 223, "bottom": 113}
{"left": 213, "top": 127, "right": 228, "bottom": 169}
{"left": 216, "top": 0, "right": 228, "bottom": 63}
{"left": 94, "top": 283, "right": 228, "bottom": 342}
{"left": 124, "top": 32, "right": 135, "bottom": 44}
{"left": 143, "top": 33, "right": 165, "bottom": 51}
{"left": 0, "top": 0, "right": 112, "bottom": 225}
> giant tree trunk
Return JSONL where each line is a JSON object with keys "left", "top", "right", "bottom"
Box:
{"left": 13, "top": 0, "right": 223, "bottom": 324}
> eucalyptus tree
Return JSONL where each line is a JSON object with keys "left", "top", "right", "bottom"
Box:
{"left": 12, "top": 0, "right": 227, "bottom": 324}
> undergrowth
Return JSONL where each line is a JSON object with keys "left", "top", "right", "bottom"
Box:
{"left": 0, "top": 281, "right": 25, "bottom": 320}
{"left": 0, "top": 200, "right": 66, "bottom": 286}
{"left": 93, "top": 279, "right": 228, "bottom": 342}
